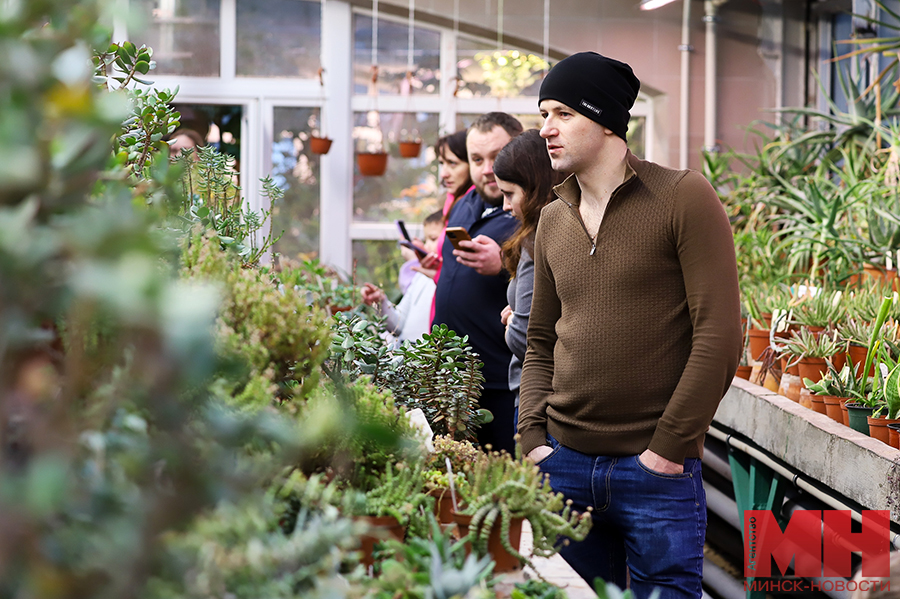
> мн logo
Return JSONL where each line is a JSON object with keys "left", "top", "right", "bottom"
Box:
{"left": 744, "top": 510, "right": 890, "bottom": 578}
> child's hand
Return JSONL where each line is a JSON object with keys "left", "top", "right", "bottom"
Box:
{"left": 361, "top": 283, "right": 386, "bottom": 306}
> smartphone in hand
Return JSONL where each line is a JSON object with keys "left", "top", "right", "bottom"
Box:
{"left": 396, "top": 219, "right": 413, "bottom": 243}
{"left": 445, "top": 226, "right": 473, "bottom": 251}
{"left": 399, "top": 239, "right": 428, "bottom": 260}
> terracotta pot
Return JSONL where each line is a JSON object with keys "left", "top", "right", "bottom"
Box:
{"left": 822, "top": 395, "right": 844, "bottom": 423}
{"left": 830, "top": 351, "right": 846, "bottom": 372}
{"left": 863, "top": 264, "right": 899, "bottom": 290}
{"left": 759, "top": 312, "right": 773, "bottom": 329}
{"left": 357, "top": 152, "right": 389, "bottom": 176}
{"left": 359, "top": 515, "right": 406, "bottom": 568}
{"left": 846, "top": 402, "right": 874, "bottom": 435}
{"left": 888, "top": 423, "right": 900, "bottom": 449}
{"left": 735, "top": 365, "right": 752, "bottom": 381}
{"left": 309, "top": 136, "right": 333, "bottom": 154}
{"left": 787, "top": 375, "right": 803, "bottom": 403}
{"left": 748, "top": 329, "right": 770, "bottom": 361}
{"left": 867, "top": 416, "right": 900, "bottom": 444}
{"left": 398, "top": 140, "right": 422, "bottom": 158}
{"left": 809, "top": 395, "right": 827, "bottom": 415}
{"left": 429, "top": 489, "right": 456, "bottom": 525}
{"left": 797, "top": 357, "right": 828, "bottom": 384}
{"left": 799, "top": 387, "right": 813, "bottom": 409}
{"left": 840, "top": 398, "right": 850, "bottom": 427}
{"left": 848, "top": 344, "right": 875, "bottom": 377}
{"left": 452, "top": 512, "right": 524, "bottom": 572}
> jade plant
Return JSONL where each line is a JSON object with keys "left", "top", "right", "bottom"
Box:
{"left": 325, "top": 313, "right": 490, "bottom": 441}
{"left": 456, "top": 448, "right": 593, "bottom": 570}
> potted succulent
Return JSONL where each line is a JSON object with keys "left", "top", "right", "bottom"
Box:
{"left": 452, "top": 447, "right": 592, "bottom": 572}
{"left": 779, "top": 327, "right": 843, "bottom": 385}
{"left": 802, "top": 360, "right": 852, "bottom": 423}
{"left": 424, "top": 436, "right": 480, "bottom": 524}
{"left": 792, "top": 288, "right": 845, "bottom": 332}
{"left": 844, "top": 297, "right": 895, "bottom": 435}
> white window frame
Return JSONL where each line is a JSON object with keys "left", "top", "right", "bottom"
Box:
{"left": 126, "top": 0, "right": 656, "bottom": 274}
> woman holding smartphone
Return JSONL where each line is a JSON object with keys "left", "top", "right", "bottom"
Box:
{"left": 494, "top": 129, "right": 565, "bottom": 423}
{"left": 418, "top": 131, "right": 473, "bottom": 279}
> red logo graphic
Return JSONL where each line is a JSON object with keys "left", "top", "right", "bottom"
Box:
{"left": 744, "top": 510, "right": 890, "bottom": 578}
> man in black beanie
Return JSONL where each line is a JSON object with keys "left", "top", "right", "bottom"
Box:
{"left": 518, "top": 52, "right": 742, "bottom": 598}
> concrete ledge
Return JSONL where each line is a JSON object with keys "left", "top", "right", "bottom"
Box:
{"left": 714, "top": 378, "right": 900, "bottom": 523}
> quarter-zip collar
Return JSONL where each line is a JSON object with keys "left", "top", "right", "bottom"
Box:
{"left": 553, "top": 152, "right": 639, "bottom": 255}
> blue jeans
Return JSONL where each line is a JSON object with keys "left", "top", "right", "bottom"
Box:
{"left": 537, "top": 434, "right": 707, "bottom": 599}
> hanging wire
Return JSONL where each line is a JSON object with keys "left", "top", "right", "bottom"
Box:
{"left": 407, "top": 0, "right": 415, "bottom": 76}
{"left": 542, "top": 0, "right": 550, "bottom": 76}
{"left": 371, "top": 0, "right": 379, "bottom": 70}
{"left": 497, "top": 0, "right": 503, "bottom": 51}
{"left": 452, "top": 0, "right": 460, "bottom": 98}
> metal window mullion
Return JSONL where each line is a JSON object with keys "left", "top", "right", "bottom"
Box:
{"left": 321, "top": 0, "right": 353, "bottom": 272}
{"left": 220, "top": 0, "right": 237, "bottom": 79}
{"left": 439, "top": 27, "right": 457, "bottom": 135}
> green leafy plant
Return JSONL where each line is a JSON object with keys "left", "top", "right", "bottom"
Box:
{"left": 511, "top": 579, "right": 569, "bottom": 599}
{"left": 325, "top": 314, "right": 489, "bottom": 441}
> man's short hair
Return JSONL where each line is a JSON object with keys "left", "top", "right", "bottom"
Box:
{"left": 468, "top": 112, "right": 523, "bottom": 139}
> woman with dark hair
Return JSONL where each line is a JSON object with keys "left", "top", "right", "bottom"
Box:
{"left": 436, "top": 129, "right": 473, "bottom": 214}
{"left": 494, "top": 129, "right": 566, "bottom": 422}
{"left": 423, "top": 131, "right": 473, "bottom": 277}
{"left": 420, "top": 130, "right": 474, "bottom": 321}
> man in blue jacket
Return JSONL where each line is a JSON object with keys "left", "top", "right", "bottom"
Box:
{"left": 433, "top": 112, "right": 522, "bottom": 453}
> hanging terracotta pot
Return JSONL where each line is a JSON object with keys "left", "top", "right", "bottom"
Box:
{"left": 357, "top": 152, "right": 389, "bottom": 176}
{"left": 398, "top": 139, "right": 422, "bottom": 158}
{"left": 310, "top": 136, "right": 333, "bottom": 155}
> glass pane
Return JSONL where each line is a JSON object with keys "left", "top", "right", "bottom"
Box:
{"left": 236, "top": 0, "right": 321, "bottom": 78}
{"left": 353, "top": 14, "right": 440, "bottom": 96}
{"left": 353, "top": 111, "right": 441, "bottom": 223}
{"left": 130, "top": 0, "right": 220, "bottom": 77}
{"left": 456, "top": 40, "right": 549, "bottom": 99}
{"left": 627, "top": 116, "right": 646, "bottom": 160}
{"left": 456, "top": 113, "right": 543, "bottom": 131}
{"left": 352, "top": 240, "right": 405, "bottom": 295}
{"left": 271, "top": 107, "right": 321, "bottom": 261}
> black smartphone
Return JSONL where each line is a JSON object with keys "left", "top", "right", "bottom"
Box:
{"left": 396, "top": 219, "right": 413, "bottom": 243}
{"left": 399, "top": 239, "right": 428, "bottom": 260}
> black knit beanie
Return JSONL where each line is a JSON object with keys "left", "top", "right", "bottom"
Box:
{"left": 539, "top": 52, "right": 641, "bottom": 141}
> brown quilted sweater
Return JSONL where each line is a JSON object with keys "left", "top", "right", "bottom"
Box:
{"left": 517, "top": 152, "right": 742, "bottom": 463}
